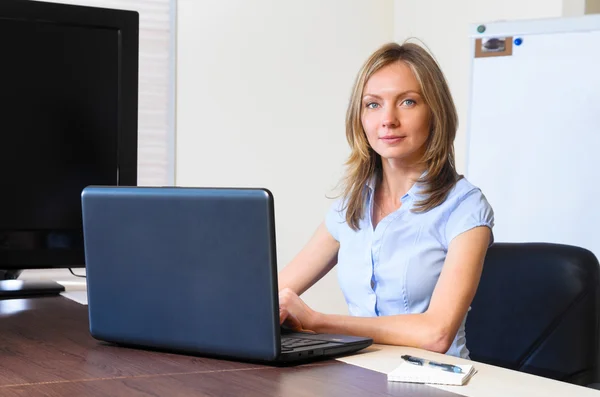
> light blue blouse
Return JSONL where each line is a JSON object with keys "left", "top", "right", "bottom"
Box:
{"left": 325, "top": 175, "right": 494, "bottom": 358}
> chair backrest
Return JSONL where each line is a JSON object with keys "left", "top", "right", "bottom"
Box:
{"left": 466, "top": 242, "right": 600, "bottom": 386}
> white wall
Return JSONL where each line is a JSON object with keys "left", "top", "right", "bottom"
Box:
{"left": 393, "top": 0, "right": 565, "bottom": 174}
{"left": 176, "top": 0, "right": 394, "bottom": 314}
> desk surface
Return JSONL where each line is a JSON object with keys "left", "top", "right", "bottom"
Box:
{"left": 0, "top": 296, "right": 459, "bottom": 397}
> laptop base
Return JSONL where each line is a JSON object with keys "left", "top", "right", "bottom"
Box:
{"left": 95, "top": 337, "right": 371, "bottom": 367}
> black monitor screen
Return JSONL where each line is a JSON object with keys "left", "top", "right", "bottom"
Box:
{"left": 0, "top": 1, "right": 138, "bottom": 269}
{"left": 1, "top": 19, "right": 119, "bottom": 230}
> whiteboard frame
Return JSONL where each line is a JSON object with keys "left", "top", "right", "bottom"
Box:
{"left": 468, "top": 13, "right": 600, "bottom": 38}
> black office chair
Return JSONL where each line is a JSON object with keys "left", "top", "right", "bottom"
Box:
{"left": 465, "top": 242, "right": 600, "bottom": 387}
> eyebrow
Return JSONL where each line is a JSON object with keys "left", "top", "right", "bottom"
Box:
{"left": 362, "top": 90, "right": 421, "bottom": 100}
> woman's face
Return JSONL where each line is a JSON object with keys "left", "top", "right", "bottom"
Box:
{"left": 361, "top": 61, "right": 431, "bottom": 166}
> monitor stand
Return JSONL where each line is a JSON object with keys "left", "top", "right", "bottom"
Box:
{"left": 0, "top": 270, "right": 65, "bottom": 299}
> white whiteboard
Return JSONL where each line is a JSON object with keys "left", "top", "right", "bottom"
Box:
{"left": 466, "top": 15, "right": 600, "bottom": 259}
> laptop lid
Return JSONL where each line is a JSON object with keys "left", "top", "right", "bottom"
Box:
{"left": 82, "top": 186, "right": 282, "bottom": 361}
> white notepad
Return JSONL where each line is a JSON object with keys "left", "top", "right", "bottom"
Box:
{"left": 387, "top": 360, "right": 477, "bottom": 386}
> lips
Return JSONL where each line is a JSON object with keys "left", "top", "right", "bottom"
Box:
{"left": 380, "top": 136, "right": 406, "bottom": 143}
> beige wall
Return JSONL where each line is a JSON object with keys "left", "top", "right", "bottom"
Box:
{"left": 176, "top": 0, "right": 394, "bottom": 314}
{"left": 563, "top": 0, "right": 586, "bottom": 16}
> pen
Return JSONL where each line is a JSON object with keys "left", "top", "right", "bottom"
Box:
{"left": 401, "top": 355, "right": 464, "bottom": 374}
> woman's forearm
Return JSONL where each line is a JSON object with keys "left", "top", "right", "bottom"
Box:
{"left": 311, "top": 311, "right": 454, "bottom": 354}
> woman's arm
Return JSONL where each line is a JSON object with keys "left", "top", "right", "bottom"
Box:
{"left": 279, "top": 225, "right": 491, "bottom": 353}
{"left": 278, "top": 221, "right": 340, "bottom": 296}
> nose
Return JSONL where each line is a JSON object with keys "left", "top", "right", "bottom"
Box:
{"left": 382, "top": 107, "right": 399, "bottom": 129}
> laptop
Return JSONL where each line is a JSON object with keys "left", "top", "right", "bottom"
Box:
{"left": 81, "top": 186, "right": 372, "bottom": 363}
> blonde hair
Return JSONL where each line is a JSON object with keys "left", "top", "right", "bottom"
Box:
{"left": 340, "top": 41, "right": 460, "bottom": 230}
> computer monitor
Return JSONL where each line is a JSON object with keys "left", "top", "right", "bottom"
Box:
{"left": 0, "top": 1, "right": 139, "bottom": 298}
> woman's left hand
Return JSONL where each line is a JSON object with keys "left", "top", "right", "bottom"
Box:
{"left": 278, "top": 288, "right": 320, "bottom": 332}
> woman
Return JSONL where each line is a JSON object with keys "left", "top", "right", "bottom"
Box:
{"left": 278, "top": 42, "right": 494, "bottom": 359}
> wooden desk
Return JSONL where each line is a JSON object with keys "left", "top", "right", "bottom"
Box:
{"left": 0, "top": 297, "right": 460, "bottom": 397}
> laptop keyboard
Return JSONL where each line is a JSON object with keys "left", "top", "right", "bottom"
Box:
{"left": 280, "top": 336, "right": 330, "bottom": 352}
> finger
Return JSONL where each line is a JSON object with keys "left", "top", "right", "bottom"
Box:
{"left": 283, "top": 312, "right": 303, "bottom": 331}
{"left": 279, "top": 308, "right": 288, "bottom": 325}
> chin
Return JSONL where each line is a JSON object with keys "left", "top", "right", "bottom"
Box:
{"left": 379, "top": 150, "right": 413, "bottom": 161}
{"left": 376, "top": 143, "right": 426, "bottom": 164}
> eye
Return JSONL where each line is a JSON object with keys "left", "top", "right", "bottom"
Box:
{"left": 402, "top": 99, "right": 417, "bottom": 107}
{"left": 365, "top": 102, "right": 380, "bottom": 109}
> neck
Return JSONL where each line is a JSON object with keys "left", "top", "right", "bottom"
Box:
{"left": 378, "top": 158, "right": 426, "bottom": 205}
